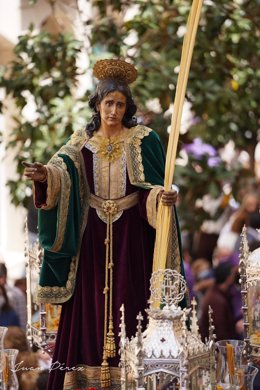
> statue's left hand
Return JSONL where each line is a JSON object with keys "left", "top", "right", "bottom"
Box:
{"left": 160, "top": 189, "right": 178, "bottom": 206}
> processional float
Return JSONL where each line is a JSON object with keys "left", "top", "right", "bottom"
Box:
{"left": 119, "top": 270, "right": 215, "bottom": 389}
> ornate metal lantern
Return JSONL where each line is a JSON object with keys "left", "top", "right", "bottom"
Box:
{"left": 25, "top": 224, "right": 61, "bottom": 353}
{"left": 119, "top": 269, "right": 215, "bottom": 389}
{"left": 240, "top": 226, "right": 260, "bottom": 360}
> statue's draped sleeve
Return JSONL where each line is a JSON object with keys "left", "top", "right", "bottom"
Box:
{"left": 125, "top": 126, "right": 185, "bottom": 291}
{"left": 34, "top": 129, "right": 90, "bottom": 303}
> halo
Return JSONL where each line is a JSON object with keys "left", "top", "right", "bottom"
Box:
{"left": 93, "top": 59, "right": 138, "bottom": 84}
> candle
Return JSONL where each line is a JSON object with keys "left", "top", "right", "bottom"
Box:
{"left": 237, "top": 368, "right": 245, "bottom": 390}
{"left": 3, "top": 354, "right": 9, "bottom": 384}
{"left": 226, "top": 343, "right": 235, "bottom": 376}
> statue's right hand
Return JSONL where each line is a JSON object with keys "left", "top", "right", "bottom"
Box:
{"left": 23, "top": 161, "right": 47, "bottom": 182}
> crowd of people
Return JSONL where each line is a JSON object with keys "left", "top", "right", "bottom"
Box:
{"left": 184, "top": 189, "right": 260, "bottom": 343}
{"left": 0, "top": 263, "right": 27, "bottom": 329}
{"left": 0, "top": 262, "right": 50, "bottom": 388}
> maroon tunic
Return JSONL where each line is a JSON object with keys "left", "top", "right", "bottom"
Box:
{"left": 43, "top": 147, "right": 155, "bottom": 389}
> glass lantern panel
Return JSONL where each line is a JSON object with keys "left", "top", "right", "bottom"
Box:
{"left": 248, "top": 282, "right": 260, "bottom": 346}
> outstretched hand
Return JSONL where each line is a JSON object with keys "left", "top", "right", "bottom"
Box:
{"left": 23, "top": 162, "right": 47, "bottom": 182}
{"left": 160, "top": 189, "right": 178, "bottom": 206}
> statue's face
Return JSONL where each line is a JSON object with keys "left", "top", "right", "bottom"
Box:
{"left": 97, "top": 91, "right": 127, "bottom": 129}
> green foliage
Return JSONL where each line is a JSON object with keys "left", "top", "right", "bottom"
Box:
{"left": 0, "top": 27, "right": 91, "bottom": 206}
{"left": 90, "top": 0, "right": 259, "bottom": 151}
{"left": 187, "top": 1, "right": 260, "bottom": 152}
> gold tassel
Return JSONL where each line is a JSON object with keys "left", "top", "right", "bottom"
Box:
{"left": 101, "top": 200, "right": 118, "bottom": 388}
{"left": 101, "top": 358, "right": 111, "bottom": 388}
{"left": 106, "top": 320, "right": 116, "bottom": 357}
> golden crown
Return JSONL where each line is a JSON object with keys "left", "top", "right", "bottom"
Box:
{"left": 93, "top": 59, "right": 138, "bottom": 84}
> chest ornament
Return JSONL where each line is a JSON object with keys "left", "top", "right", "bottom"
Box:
{"left": 96, "top": 135, "right": 123, "bottom": 162}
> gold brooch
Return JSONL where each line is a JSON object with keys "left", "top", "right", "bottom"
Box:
{"left": 102, "top": 200, "right": 118, "bottom": 216}
{"left": 93, "top": 59, "right": 138, "bottom": 84}
{"left": 96, "top": 135, "right": 123, "bottom": 162}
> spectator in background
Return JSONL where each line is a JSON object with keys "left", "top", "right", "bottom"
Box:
{"left": 36, "top": 369, "right": 49, "bottom": 390}
{"left": 199, "top": 261, "right": 237, "bottom": 341}
{"left": 192, "top": 258, "right": 214, "bottom": 317}
{"left": 4, "top": 326, "right": 39, "bottom": 373}
{"left": 217, "top": 192, "right": 259, "bottom": 253}
{"left": 212, "top": 246, "right": 244, "bottom": 339}
{"left": 0, "top": 284, "right": 20, "bottom": 326}
{"left": 4, "top": 326, "right": 51, "bottom": 388}
{"left": 14, "top": 277, "right": 27, "bottom": 296}
{"left": 231, "top": 192, "right": 259, "bottom": 234}
{"left": 0, "top": 262, "right": 27, "bottom": 329}
{"left": 181, "top": 240, "right": 195, "bottom": 301}
{"left": 20, "top": 371, "right": 40, "bottom": 390}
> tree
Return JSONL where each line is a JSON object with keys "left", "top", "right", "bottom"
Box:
{"left": 0, "top": 26, "right": 91, "bottom": 206}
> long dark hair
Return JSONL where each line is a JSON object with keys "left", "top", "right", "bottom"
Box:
{"left": 0, "top": 284, "right": 12, "bottom": 312}
{"left": 86, "top": 79, "right": 137, "bottom": 137}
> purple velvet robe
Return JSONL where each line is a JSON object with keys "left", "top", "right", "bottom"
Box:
{"left": 39, "top": 147, "right": 156, "bottom": 389}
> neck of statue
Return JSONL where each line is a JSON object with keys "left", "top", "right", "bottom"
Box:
{"left": 98, "top": 124, "right": 124, "bottom": 138}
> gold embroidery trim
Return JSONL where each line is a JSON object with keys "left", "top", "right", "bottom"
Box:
{"left": 33, "top": 154, "right": 71, "bottom": 254}
{"left": 125, "top": 125, "right": 153, "bottom": 188}
{"left": 33, "top": 165, "right": 61, "bottom": 211}
{"left": 146, "top": 186, "right": 163, "bottom": 228}
{"left": 166, "top": 208, "right": 181, "bottom": 274}
{"left": 45, "top": 165, "right": 60, "bottom": 209}
{"left": 49, "top": 163, "right": 71, "bottom": 253}
{"left": 64, "top": 365, "right": 121, "bottom": 390}
{"left": 49, "top": 142, "right": 89, "bottom": 253}
{"left": 37, "top": 141, "right": 90, "bottom": 304}
{"left": 37, "top": 255, "right": 77, "bottom": 303}
{"left": 68, "top": 128, "right": 88, "bottom": 148}
{"left": 59, "top": 144, "right": 86, "bottom": 202}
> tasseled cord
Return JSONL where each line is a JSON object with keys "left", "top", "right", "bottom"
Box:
{"left": 101, "top": 200, "right": 118, "bottom": 388}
